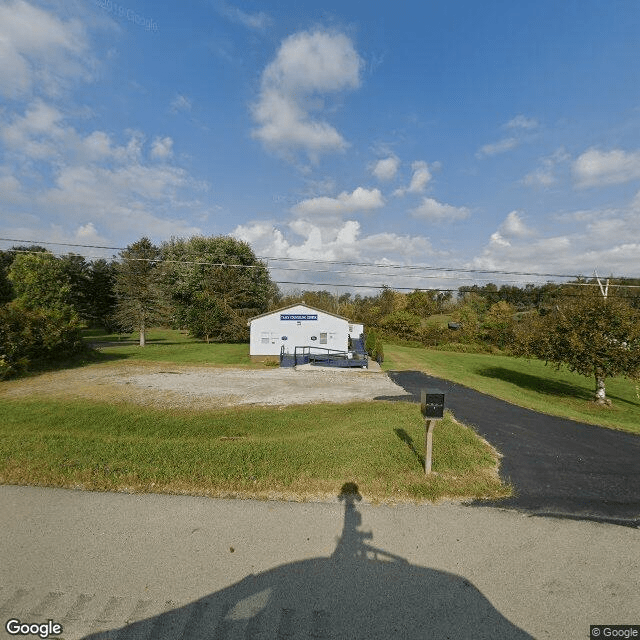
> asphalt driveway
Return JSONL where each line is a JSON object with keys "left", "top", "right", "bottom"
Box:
{"left": 385, "top": 371, "right": 640, "bottom": 527}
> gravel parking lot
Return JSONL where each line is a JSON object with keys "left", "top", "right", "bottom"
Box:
{"left": 0, "top": 363, "right": 410, "bottom": 409}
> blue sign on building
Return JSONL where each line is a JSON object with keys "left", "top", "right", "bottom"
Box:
{"left": 280, "top": 314, "right": 318, "bottom": 321}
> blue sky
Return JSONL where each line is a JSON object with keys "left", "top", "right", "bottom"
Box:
{"left": 1, "top": 0, "right": 639, "bottom": 292}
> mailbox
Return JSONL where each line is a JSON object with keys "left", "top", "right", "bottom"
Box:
{"left": 421, "top": 389, "right": 445, "bottom": 419}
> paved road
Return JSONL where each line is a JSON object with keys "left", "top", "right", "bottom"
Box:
{"left": 1, "top": 485, "right": 638, "bottom": 639}
{"left": 386, "top": 371, "right": 640, "bottom": 526}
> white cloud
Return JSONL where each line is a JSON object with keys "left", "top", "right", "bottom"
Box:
{"left": 251, "top": 30, "right": 362, "bottom": 158}
{"left": 505, "top": 115, "right": 538, "bottom": 130}
{"left": 0, "top": 0, "right": 91, "bottom": 98}
{"left": 476, "top": 137, "right": 519, "bottom": 158}
{"left": 218, "top": 3, "right": 271, "bottom": 30}
{"left": 170, "top": 94, "right": 192, "bottom": 113}
{"left": 409, "top": 161, "right": 432, "bottom": 192}
{"left": 573, "top": 148, "right": 640, "bottom": 188}
{"left": 150, "top": 136, "right": 173, "bottom": 160}
{"left": 523, "top": 148, "right": 570, "bottom": 188}
{"left": 372, "top": 156, "right": 400, "bottom": 181}
{"left": 291, "top": 187, "right": 384, "bottom": 216}
{"left": 232, "top": 219, "right": 436, "bottom": 278}
{"left": 411, "top": 197, "right": 470, "bottom": 221}
{"left": 477, "top": 115, "right": 539, "bottom": 159}
{"left": 470, "top": 195, "right": 640, "bottom": 277}
{"left": 487, "top": 212, "right": 534, "bottom": 248}
{"left": 393, "top": 161, "right": 432, "bottom": 196}
{"left": 500, "top": 211, "right": 533, "bottom": 238}
{"left": 0, "top": 174, "right": 22, "bottom": 203}
{"left": 0, "top": 101, "right": 207, "bottom": 243}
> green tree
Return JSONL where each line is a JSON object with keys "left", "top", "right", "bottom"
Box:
{"left": 8, "top": 251, "right": 74, "bottom": 312}
{"left": 514, "top": 287, "right": 640, "bottom": 405}
{"left": 482, "top": 301, "right": 516, "bottom": 348}
{"left": 114, "top": 237, "right": 169, "bottom": 346}
{"left": 84, "top": 258, "right": 118, "bottom": 330}
{"left": 0, "top": 250, "right": 15, "bottom": 304}
{"left": 379, "top": 310, "right": 422, "bottom": 341}
{"left": 162, "top": 235, "right": 276, "bottom": 342}
{"left": 59, "top": 253, "right": 90, "bottom": 318}
{"left": 405, "top": 289, "right": 437, "bottom": 318}
{"left": 0, "top": 301, "right": 87, "bottom": 379}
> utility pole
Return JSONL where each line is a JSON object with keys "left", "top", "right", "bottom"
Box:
{"left": 594, "top": 270, "right": 609, "bottom": 301}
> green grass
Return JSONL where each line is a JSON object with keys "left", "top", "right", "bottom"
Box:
{"left": 84, "top": 327, "right": 256, "bottom": 366}
{"left": 0, "top": 398, "right": 509, "bottom": 503}
{"left": 383, "top": 343, "right": 640, "bottom": 434}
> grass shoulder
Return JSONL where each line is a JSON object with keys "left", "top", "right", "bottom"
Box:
{"left": 0, "top": 397, "right": 510, "bottom": 504}
{"left": 383, "top": 343, "right": 640, "bottom": 435}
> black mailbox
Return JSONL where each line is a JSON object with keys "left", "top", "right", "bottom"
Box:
{"left": 421, "top": 389, "right": 445, "bottom": 419}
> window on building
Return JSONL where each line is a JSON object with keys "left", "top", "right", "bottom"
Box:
{"left": 261, "top": 332, "right": 269, "bottom": 344}
{"left": 320, "top": 332, "right": 327, "bottom": 344}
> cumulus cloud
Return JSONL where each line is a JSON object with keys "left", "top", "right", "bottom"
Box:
{"left": 487, "top": 211, "right": 534, "bottom": 248}
{"left": 393, "top": 161, "right": 432, "bottom": 196}
{"left": 500, "top": 211, "right": 533, "bottom": 238}
{"left": 150, "top": 136, "right": 173, "bottom": 160}
{"left": 232, "top": 218, "right": 435, "bottom": 275}
{"left": 470, "top": 195, "right": 640, "bottom": 277}
{"left": 0, "top": 0, "right": 91, "bottom": 98}
{"left": 0, "top": 101, "right": 207, "bottom": 242}
{"left": 251, "top": 30, "right": 362, "bottom": 158}
{"left": 573, "top": 148, "right": 640, "bottom": 188}
{"left": 291, "top": 187, "right": 384, "bottom": 216}
{"left": 476, "top": 137, "right": 519, "bottom": 159}
{"left": 372, "top": 156, "right": 400, "bottom": 181}
{"left": 411, "top": 197, "right": 470, "bottom": 222}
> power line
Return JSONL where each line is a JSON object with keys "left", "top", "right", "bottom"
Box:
{"left": 3, "top": 239, "right": 640, "bottom": 294}
{"left": 3, "top": 236, "right": 640, "bottom": 282}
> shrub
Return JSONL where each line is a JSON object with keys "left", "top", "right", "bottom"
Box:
{"left": 0, "top": 302, "right": 89, "bottom": 379}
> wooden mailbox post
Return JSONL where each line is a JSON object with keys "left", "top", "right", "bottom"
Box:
{"left": 421, "top": 389, "right": 445, "bottom": 474}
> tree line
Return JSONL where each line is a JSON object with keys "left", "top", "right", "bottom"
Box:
{"left": 1, "top": 235, "right": 639, "bottom": 405}
{"left": 0, "top": 236, "right": 278, "bottom": 377}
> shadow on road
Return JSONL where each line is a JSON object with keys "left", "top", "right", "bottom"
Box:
{"left": 83, "top": 483, "right": 532, "bottom": 639}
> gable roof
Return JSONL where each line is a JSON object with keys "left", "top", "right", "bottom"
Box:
{"left": 247, "top": 303, "right": 350, "bottom": 324}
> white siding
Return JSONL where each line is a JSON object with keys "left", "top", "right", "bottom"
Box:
{"left": 348, "top": 323, "right": 364, "bottom": 339}
{"left": 249, "top": 305, "right": 350, "bottom": 357}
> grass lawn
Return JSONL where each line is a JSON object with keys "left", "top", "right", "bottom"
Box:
{"left": 0, "top": 397, "right": 509, "bottom": 503}
{"left": 383, "top": 343, "right": 640, "bottom": 434}
{"left": 83, "top": 327, "right": 258, "bottom": 367}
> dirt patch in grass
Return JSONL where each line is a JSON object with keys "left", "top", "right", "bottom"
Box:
{"left": 0, "top": 362, "right": 411, "bottom": 410}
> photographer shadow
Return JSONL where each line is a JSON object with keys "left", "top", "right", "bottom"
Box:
{"left": 83, "top": 483, "right": 532, "bottom": 639}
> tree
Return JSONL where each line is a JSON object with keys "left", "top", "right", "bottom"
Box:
{"left": 379, "top": 310, "right": 422, "bottom": 341}
{"left": 8, "top": 251, "right": 74, "bottom": 312}
{"left": 514, "top": 287, "right": 640, "bottom": 405}
{"left": 405, "top": 289, "right": 437, "bottom": 318}
{"left": 84, "top": 258, "right": 118, "bottom": 330}
{"left": 0, "top": 301, "right": 87, "bottom": 378}
{"left": 482, "top": 301, "right": 516, "bottom": 348}
{"left": 0, "top": 250, "right": 15, "bottom": 304}
{"left": 59, "top": 253, "right": 91, "bottom": 319}
{"left": 162, "top": 235, "right": 276, "bottom": 342}
{"left": 114, "top": 237, "right": 169, "bottom": 346}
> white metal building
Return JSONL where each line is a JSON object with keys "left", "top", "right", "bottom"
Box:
{"left": 248, "top": 304, "right": 355, "bottom": 361}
